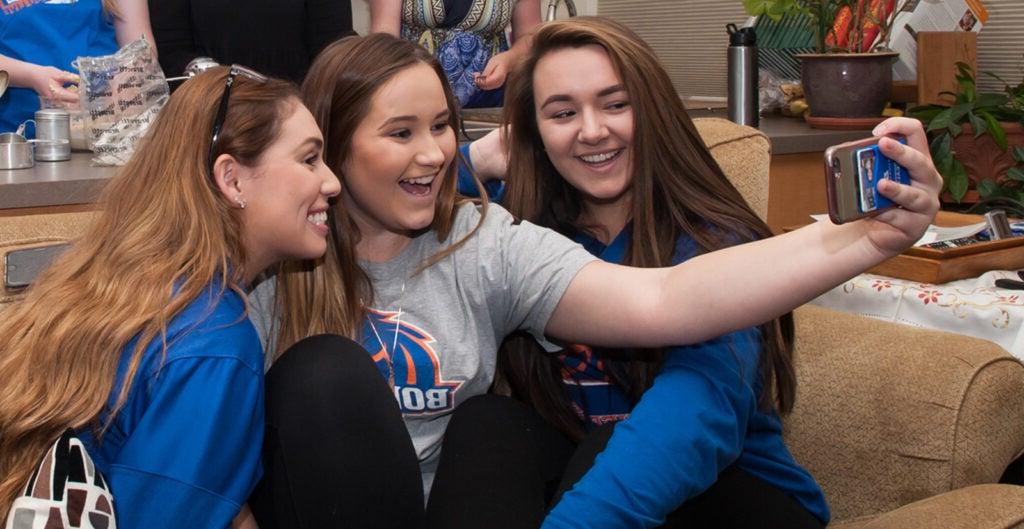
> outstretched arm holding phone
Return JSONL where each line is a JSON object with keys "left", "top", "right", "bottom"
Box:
{"left": 533, "top": 117, "right": 941, "bottom": 347}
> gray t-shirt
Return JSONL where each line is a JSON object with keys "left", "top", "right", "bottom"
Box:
{"left": 251, "top": 203, "right": 596, "bottom": 497}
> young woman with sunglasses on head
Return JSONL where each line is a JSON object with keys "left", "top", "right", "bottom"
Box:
{"left": 250, "top": 29, "right": 940, "bottom": 528}
{"left": 0, "top": 66, "right": 340, "bottom": 528}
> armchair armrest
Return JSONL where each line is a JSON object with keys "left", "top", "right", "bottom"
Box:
{"left": 785, "top": 305, "right": 1024, "bottom": 521}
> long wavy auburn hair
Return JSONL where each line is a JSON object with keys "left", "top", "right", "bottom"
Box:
{"left": 0, "top": 68, "right": 298, "bottom": 519}
{"left": 499, "top": 17, "right": 797, "bottom": 441}
{"left": 272, "top": 34, "right": 487, "bottom": 356}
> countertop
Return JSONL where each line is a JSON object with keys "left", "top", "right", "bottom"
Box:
{"left": 1, "top": 111, "right": 873, "bottom": 211}
{"left": 0, "top": 153, "right": 115, "bottom": 210}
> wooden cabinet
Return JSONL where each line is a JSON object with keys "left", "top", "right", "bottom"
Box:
{"left": 767, "top": 151, "right": 827, "bottom": 233}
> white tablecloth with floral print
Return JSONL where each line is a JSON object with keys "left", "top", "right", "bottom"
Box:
{"left": 812, "top": 270, "right": 1024, "bottom": 361}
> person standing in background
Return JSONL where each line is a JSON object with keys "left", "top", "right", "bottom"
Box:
{"left": 0, "top": 0, "right": 155, "bottom": 132}
{"left": 369, "top": 0, "right": 540, "bottom": 108}
{"left": 151, "top": 0, "right": 354, "bottom": 85}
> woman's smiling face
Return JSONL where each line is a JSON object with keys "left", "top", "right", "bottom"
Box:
{"left": 340, "top": 62, "right": 457, "bottom": 241}
{"left": 533, "top": 44, "right": 635, "bottom": 213}
{"left": 236, "top": 100, "right": 340, "bottom": 276}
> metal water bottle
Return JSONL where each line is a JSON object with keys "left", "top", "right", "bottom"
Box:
{"left": 727, "top": 23, "right": 759, "bottom": 128}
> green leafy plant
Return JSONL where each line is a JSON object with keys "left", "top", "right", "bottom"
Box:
{"left": 742, "top": 0, "right": 902, "bottom": 53}
{"left": 908, "top": 63, "right": 1024, "bottom": 203}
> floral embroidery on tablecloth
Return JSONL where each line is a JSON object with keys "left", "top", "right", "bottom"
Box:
{"left": 834, "top": 273, "right": 1024, "bottom": 326}
{"left": 872, "top": 279, "right": 892, "bottom": 291}
{"left": 918, "top": 290, "right": 941, "bottom": 305}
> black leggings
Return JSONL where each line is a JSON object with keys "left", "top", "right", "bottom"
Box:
{"left": 249, "top": 335, "right": 824, "bottom": 529}
{"left": 249, "top": 334, "right": 424, "bottom": 528}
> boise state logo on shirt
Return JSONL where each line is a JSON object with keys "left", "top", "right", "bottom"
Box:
{"left": 361, "top": 309, "right": 463, "bottom": 415}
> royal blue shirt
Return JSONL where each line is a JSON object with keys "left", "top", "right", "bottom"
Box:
{"left": 544, "top": 227, "right": 830, "bottom": 528}
{"left": 0, "top": 0, "right": 119, "bottom": 132}
{"left": 78, "top": 284, "right": 264, "bottom": 529}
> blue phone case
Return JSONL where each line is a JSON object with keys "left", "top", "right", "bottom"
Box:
{"left": 856, "top": 137, "right": 909, "bottom": 213}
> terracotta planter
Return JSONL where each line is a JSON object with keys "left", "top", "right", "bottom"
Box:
{"left": 796, "top": 52, "right": 899, "bottom": 118}
{"left": 952, "top": 122, "right": 1024, "bottom": 188}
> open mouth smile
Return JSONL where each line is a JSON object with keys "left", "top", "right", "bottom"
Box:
{"left": 578, "top": 149, "right": 624, "bottom": 165}
{"left": 399, "top": 175, "right": 436, "bottom": 197}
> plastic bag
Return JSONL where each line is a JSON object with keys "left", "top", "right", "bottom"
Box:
{"left": 759, "top": 68, "right": 788, "bottom": 113}
{"left": 73, "top": 38, "right": 169, "bottom": 166}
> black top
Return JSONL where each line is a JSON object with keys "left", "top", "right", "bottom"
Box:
{"left": 151, "top": 0, "right": 355, "bottom": 84}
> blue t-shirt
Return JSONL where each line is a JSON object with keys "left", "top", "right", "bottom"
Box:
{"left": 0, "top": 0, "right": 119, "bottom": 131}
{"left": 544, "top": 227, "right": 830, "bottom": 528}
{"left": 78, "top": 284, "right": 265, "bottom": 529}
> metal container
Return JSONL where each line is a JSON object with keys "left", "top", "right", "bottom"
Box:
{"left": 0, "top": 132, "right": 34, "bottom": 170}
{"left": 34, "top": 108, "right": 71, "bottom": 161}
{"left": 727, "top": 24, "right": 759, "bottom": 128}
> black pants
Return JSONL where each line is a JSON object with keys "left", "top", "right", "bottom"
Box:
{"left": 249, "top": 335, "right": 824, "bottom": 529}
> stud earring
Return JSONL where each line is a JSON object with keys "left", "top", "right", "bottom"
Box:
{"left": 236, "top": 197, "right": 246, "bottom": 209}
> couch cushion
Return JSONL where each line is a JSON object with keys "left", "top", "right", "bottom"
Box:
{"left": 831, "top": 484, "right": 1024, "bottom": 529}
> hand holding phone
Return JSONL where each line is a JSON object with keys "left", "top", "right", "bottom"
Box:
{"left": 825, "top": 136, "right": 910, "bottom": 224}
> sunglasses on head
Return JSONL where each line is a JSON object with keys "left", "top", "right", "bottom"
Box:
{"left": 207, "top": 65, "right": 269, "bottom": 174}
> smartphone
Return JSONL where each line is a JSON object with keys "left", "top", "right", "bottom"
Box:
{"left": 824, "top": 136, "right": 910, "bottom": 224}
{"left": 4, "top": 243, "right": 70, "bottom": 290}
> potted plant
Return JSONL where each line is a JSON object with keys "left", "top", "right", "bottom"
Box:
{"left": 743, "top": 0, "right": 906, "bottom": 118}
{"left": 908, "top": 63, "right": 1024, "bottom": 208}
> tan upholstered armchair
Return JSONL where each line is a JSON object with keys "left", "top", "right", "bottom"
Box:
{"left": 696, "top": 116, "right": 1024, "bottom": 528}
{"left": 3, "top": 119, "right": 1024, "bottom": 528}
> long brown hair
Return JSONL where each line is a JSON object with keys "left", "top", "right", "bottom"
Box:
{"left": 272, "top": 34, "right": 487, "bottom": 355}
{"left": 0, "top": 68, "right": 298, "bottom": 519}
{"left": 500, "top": 17, "right": 796, "bottom": 441}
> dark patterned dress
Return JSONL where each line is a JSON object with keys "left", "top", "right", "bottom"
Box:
{"left": 401, "top": 0, "right": 516, "bottom": 108}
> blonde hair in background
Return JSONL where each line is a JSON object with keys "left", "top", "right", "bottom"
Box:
{"left": 272, "top": 34, "right": 488, "bottom": 356}
{"left": 0, "top": 68, "right": 299, "bottom": 520}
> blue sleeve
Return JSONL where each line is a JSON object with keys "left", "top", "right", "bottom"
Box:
{"left": 457, "top": 142, "right": 506, "bottom": 202}
{"left": 542, "top": 329, "right": 762, "bottom": 529}
{"left": 106, "top": 355, "right": 264, "bottom": 529}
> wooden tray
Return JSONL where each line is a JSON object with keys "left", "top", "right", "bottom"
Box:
{"left": 791, "top": 211, "right": 1024, "bottom": 284}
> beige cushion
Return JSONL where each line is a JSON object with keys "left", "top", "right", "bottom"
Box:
{"left": 787, "top": 305, "right": 1024, "bottom": 521}
{"left": 832, "top": 484, "right": 1024, "bottom": 529}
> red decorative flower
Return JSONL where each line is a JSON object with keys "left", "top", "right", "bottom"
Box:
{"left": 872, "top": 280, "right": 892, "bottom": 292}
{"left": 918, "top": 290, "right": 940, "bottom": 305}
{"left": 999, "top": 295, "right": 1020, "bottom": 304}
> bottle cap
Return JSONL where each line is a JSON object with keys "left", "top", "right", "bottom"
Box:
{"left": 727, "top": 23, "right": 757, "bottom": 46}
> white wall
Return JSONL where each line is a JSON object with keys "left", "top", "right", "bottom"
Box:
{"left": 350, "top": 0, "right": 598, "bottom": 35}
